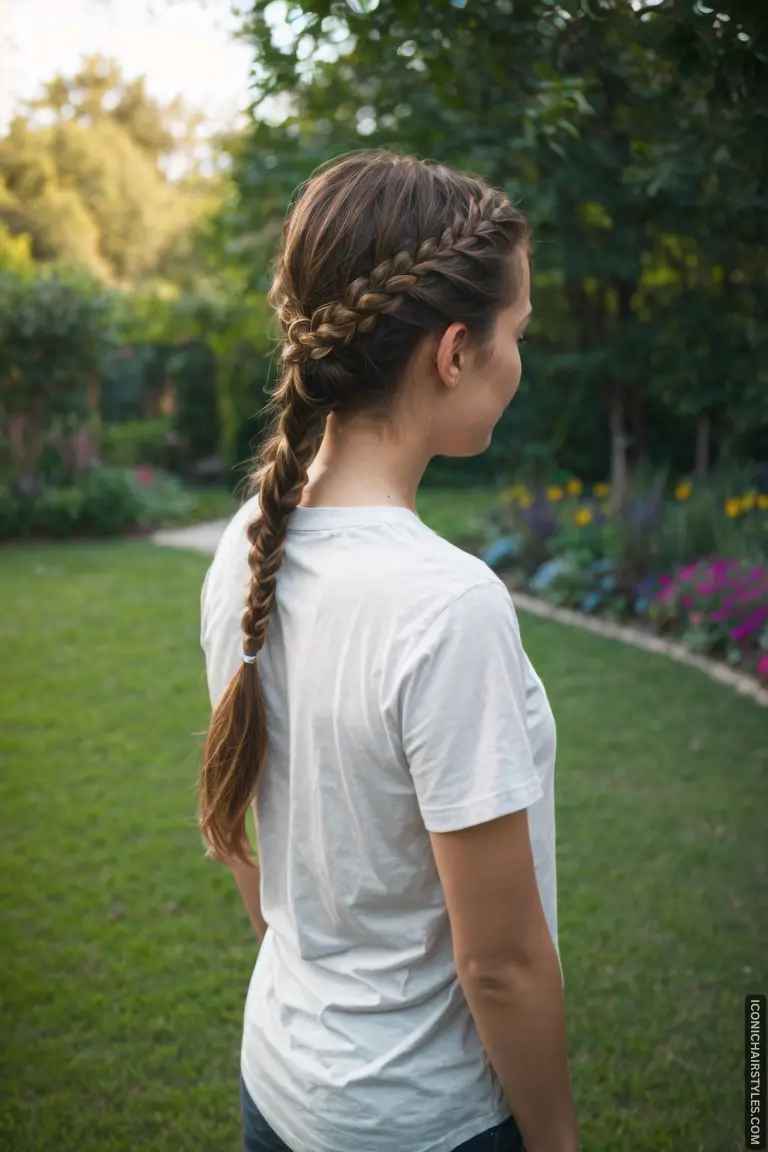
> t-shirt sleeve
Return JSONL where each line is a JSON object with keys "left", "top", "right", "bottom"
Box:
{"left": 400, "top": 580, "right": 543, "bottom": 834}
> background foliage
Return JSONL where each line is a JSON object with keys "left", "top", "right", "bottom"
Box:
{"left": 223, "top": 0, "right": 768, "bottom": 494}
{"left": 1, "top": 0, "right": 766, "bottom": 522}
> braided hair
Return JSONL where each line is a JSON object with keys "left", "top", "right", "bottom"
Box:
{"left": 198, "top": 151, "right": 530, "bottom": 863}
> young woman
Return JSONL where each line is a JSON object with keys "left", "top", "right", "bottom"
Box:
{"left": 200, "top": 150, "right": 579, "bottom": 1152}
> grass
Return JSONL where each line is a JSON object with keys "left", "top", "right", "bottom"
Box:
{"left": 1, "top": 529, "right": 766, "bottom": 1151}
{"left": 416, "top": 484, "right": 495, "bottom": 544}
{"left": 172, "top": 485, "right": 242, "bottom": 527}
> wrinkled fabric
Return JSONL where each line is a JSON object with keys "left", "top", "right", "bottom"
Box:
{"left": 202, "top": 500, "right": 557, "bottom": 1152}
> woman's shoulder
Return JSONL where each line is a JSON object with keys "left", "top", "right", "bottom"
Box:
{"left": 208, "top": 494, "right": 260, "bottom": 570}
{"left": 411, "top": 521, "right": 509, "bottom": 601}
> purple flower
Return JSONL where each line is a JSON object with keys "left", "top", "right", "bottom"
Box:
{"left": 730, "top": 605, "right": 768, "bottom": 643}
{"left": 758, "top": 655, "right": 768, "bottom": 680}
{"left": 710, "top": 596, "right": 736, "bottom": 622}
{"left": 520, "top": 502, "right": 558, "bottom": 540}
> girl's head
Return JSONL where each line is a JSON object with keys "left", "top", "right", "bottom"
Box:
{"left": 199, "top": 151, "right": 531, "bottom": 863}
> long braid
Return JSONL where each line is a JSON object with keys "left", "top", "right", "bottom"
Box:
{"left": 198, "top": 357, "right": 325, "bottom": 863}
{"left": 243, "top": 377, "right": 321, "bottom": 658}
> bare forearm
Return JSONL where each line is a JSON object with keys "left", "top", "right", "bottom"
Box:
{"left": 230, "top": 860, "right": 268, "bottom": 942}
{"left": 460, "top": 947, "right": 578, "bottom": 1152}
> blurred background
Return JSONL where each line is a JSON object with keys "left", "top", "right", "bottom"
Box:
{"left": 1, "top": 2, "right": 766, "bottom": 1150}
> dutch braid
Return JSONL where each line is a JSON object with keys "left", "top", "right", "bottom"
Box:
{"left": 273, "top": 192, "right": 514, "bottom": 365}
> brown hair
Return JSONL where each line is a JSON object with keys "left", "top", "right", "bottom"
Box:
{"left": 198, "top": 150, "right": 530, "bottom": 863}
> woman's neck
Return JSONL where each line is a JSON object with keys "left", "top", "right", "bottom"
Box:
{"left": 299, "top": 413, "right": 429, "bottom": 512}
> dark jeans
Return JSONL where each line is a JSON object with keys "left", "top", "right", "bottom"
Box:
{"left": 240, "top": 1075, "right": 525, "bottom": 1152}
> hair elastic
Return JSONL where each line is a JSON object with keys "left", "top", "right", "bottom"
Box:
{"left": 242, "top": 652, "right": 258, "bottom": 665}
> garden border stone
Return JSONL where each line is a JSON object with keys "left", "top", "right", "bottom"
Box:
{"left": 152, "top": 519, "right": 768, "bottom": 709}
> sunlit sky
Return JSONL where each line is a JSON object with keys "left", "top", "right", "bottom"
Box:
{"left": 0, "top": 0, "right": 257, "bottom": 130}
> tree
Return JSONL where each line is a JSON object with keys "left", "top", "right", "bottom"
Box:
{"left": 0, "top": 270, "right": 114, "bottom": 490}
{"left": 0, "top": 55, "right": 221, "bottom": 288}
{"left": 226, "top": 0, "right": 767, "bottom": 491}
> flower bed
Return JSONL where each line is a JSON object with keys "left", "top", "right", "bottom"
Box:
{"left": 479, "top": 475, "right": 768, "bottom": 683}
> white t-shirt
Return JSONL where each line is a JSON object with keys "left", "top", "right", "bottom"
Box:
{"left": 200, "top": 497, "right": 558, "bottom": 1152}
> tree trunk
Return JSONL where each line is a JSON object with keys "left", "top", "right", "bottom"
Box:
{"left": 614, "top": 280, "right": 637, "bottom": 499}
{"left": 695, "top": 413, "right": 710, "bottom": 478}
{"left": 18, "top": 403, "right": 45, "bottom": 496}
{"left": 630, "top": 381, "right": 647, "bottom": 475}
{"left": 609, "top": 384, "right": 629, "bottom": 511}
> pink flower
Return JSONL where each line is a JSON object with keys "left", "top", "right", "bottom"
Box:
{"left": 679, "top": 563, "right": 698, "bottom": 580}
{"left": 695, "top": 583, "right": 715, "bottom": 595}
{"left": 682, "top": 595, "right": 693, "bottom": 608}
{"left": 758, "top": 655, "right": 768, "bottom": 680}
{"left": 135, "top": 465, "right": 154, "bottom": 486}
{"left": 689, "top": 612, "right": 704, "bottom": 625}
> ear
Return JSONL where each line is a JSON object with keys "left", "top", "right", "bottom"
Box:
{"left": 434, "top": 322, "right": 469, "bottom": 391}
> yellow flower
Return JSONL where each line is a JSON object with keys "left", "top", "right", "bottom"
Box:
{"left": 724, "top": 498, "right": 742, "bottom": 519}
{"left": 574, "top": 507, "right": 593, "bottom": 527}
{"left": 519, "top": 492, "right": 534, "bottom": 509}
{"left": 546, "top": 485, "right": 564, "bottom": 501}
{"left": 741, "top": 490, "right": 757, "bottom": 511}
{"left": 566, "top": 478, "right": 583, "bottom": 496}
{"left": 758, "top": 494, "right": 768, "bottom": 510}
{"left": 675, "top": 481, "right": 693, "bottom": 501}
{"left": 593, "top": 483, "right": 610, "bottom": 498}
{"left": 499, "top": 483, "right": 530, "bottom": 506}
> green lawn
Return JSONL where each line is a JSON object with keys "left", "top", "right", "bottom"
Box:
{"left": 416, "top": 485, "right": 495, "bottom": 544}
{"left": 0, "top": 534, "right": 765, "bottom": 1152}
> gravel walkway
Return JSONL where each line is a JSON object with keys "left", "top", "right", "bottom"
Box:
{"left": 153, "top": 519, "right": 768, "bottom": 707}
{"left": 152, "top": 519, "right": 231, "bottom": 557}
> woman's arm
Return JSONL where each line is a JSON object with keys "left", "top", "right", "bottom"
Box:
{"left": 230, "top": 859, "right": 269, "bottom": 943}
{"left": 430, "top": 808, "right": 579, "bottom": 1152}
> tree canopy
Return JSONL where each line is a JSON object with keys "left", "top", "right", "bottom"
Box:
{"left": 223, "top": 0, "right": 768, "bottom": 489}
{"left": 0, "top": 54, "right": 223, "bottom": 288}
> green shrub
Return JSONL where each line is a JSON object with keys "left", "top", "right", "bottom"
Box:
{"left": 100, "top": 418, "right": 180, "bottom": 471}
{"left": 77, "top": 467, "right": 144, "bottom": 536}
{"left": 216, "top": 340, "right": 272, "bottom": 472}
{"left": 2, "top": 466, "right": 204, "bottom": 541}
{"left": 128, "top": 467, "right": 194, "bottom": 526}
{"left": 0, "top": 488, "right": 27, "bottom": 541}
{"left": 166, "top": 343, "right": 220, "bottom": 463}
{"left": 29, "top": 488, "right": 84, "bottom": 538}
